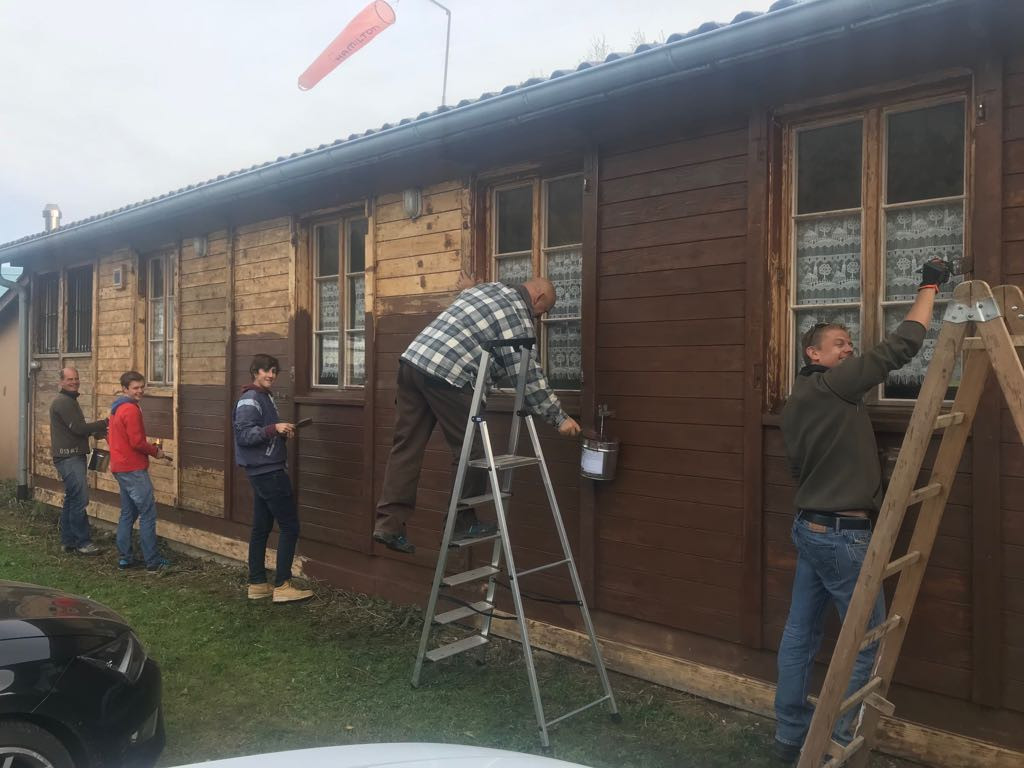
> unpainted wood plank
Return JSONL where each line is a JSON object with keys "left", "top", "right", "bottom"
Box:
{"left": 376, "top": 230, "right": 459, "bottom": 261}
{"left": 375, "top": 250, "right": 460, "bottom": 280}
{"left": 375, "top": 208, "right": 462, "bottom": 243}
{"left": 375, "top": 188, "right": 462, "bottom": 223}
{"left": 377, "top": 270, "right": 461, "bottom": 297}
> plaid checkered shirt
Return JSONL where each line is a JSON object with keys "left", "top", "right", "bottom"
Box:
{"left": 401, "top": 282, "right": 568, "bottom": 427}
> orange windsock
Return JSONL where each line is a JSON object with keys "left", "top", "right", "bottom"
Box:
{"left": 298, "top": 1, "right": 396, "bottom": 91}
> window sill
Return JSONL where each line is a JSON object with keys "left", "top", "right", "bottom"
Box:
{"left": 144, "top": 387, "right": 174, "bottom": 399}
{"left": 63, "top": 351, "right": 93, "bottom": 358}
{"left": 294, "top": 391, "right": 366, "bottom": 407}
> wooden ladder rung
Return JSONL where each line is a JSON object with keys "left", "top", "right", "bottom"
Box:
{"left": 962, "top": 334, "right": 1024, "bottom": 349}
{"left": 859, "top": 614, "right": 903, "bottom": 650}
{"left": 933, "top": 411, "right": 965, "bottom": 429}
{"left": 906, "top": 482, "right": 942, "bottom": 506}
{"left": 883, "top": 551, "right": 921, "bottom": 579}
{"left": 838, "top": 675, "right": 883, "bottom": 715}
{"left": 864, "top": 691, "right": 895, "bottom": 717}
{"left": 823, "top": 735, "right": 866, "bottom": 768}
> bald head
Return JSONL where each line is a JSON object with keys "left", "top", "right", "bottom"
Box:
{"left": 59, "top": 367, "right": 80, "bottom": 394}
{"left": 522, "top": 277, "right": 557, "bottom": 317}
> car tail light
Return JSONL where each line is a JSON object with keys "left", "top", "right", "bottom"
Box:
{"left": 81, "top": 631, "right": 146, "bottom": 683}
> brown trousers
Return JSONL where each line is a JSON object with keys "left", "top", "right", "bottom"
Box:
{"left": 374, "top": 362, "right": 487, "bottom": 536}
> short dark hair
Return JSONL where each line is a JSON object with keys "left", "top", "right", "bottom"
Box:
{"left": 119, "top": 370, "right": 146, "bottom": 389}
{"left": 801, "top": 322, "right": 849, "bottom": 365}
{"left": 249, "top": 354, "right": 280, "bottom": 379}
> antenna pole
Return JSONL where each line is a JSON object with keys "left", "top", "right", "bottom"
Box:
{"left": 426, "top": 0, "right": 451, "bottom": 106}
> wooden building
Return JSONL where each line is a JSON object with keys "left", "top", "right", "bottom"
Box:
{"left": 2, "top": 1, "right": 1023, "bottom": 764}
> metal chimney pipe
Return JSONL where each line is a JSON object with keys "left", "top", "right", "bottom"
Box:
{"left": 42, "top": 203, "right": 61, "bottom": 232}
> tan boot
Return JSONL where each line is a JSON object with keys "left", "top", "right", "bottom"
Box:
{"left": 273, "top": 580, "right": 313, "bottom": 604}
{"left": 247, "top": 583, "right": 273, "bottom": 600}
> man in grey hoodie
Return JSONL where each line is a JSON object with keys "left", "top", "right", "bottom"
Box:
{"left": 49, "top": 367, "right": 108, "bottom": 555}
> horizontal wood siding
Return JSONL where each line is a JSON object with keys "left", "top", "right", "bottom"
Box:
{"left": 230, "top": 219, "right": 293, "bottom": 526}
{"left": 595, "top": 123, "right": 749, "bottom": 642}
{"left": 179, "top": 232, "right": 229, "bottom": 517}
{"left": 1001, "top": 52, "right": 1024, "bottom": 714}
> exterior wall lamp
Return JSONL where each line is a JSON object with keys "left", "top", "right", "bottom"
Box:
{"left": 403, "top": 188, "right": 423, "bottom": 220}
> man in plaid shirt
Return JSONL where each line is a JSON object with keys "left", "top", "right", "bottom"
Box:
{"left": 374, "top": 277, "right": 581, "bottom": 554}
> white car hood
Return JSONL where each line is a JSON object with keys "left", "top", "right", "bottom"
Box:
{"left": 170, "top": 743, "right": 592, "bottom": 768}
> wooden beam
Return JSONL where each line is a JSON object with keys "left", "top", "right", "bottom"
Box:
{"left": 970, "top": 50, "right": 1005, "bottom": 708}
{"left": 741, "top": 109, "right": 769, "bottom": 648}
{"left": 579, "top": 146, "right": 599, "bottom": 602}
{"left": 222, "top": 226, "right": 236, "bottom": 522}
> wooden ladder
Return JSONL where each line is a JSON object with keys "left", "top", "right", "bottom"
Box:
{"left": 797, "top": 281, "right": 1024, "bottom": 768}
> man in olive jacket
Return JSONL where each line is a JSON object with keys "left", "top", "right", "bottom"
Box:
{"left": 50, "top": 367, "right": 108, "bottom": 555}
{"left": 773, "top": 259, "right": 952, "bottom": 763}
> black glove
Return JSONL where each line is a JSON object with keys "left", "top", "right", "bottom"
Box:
{"left": 919, "top": 258, "right": 953, "bottom": 289}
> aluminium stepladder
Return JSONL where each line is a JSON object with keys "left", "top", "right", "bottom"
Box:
{"left": 410, "top": 336, "right": 619, "bottom": 747}
{"left": 797, "top": 280, "right": 1024, "bottom": 768}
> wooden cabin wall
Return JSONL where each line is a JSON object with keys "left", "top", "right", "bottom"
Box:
{"left": 228, "top": 218, "right": 294, "bottom": 528}
{"left": 594, "top": 120, "right": 750, "bottom": 643}
{"left": 1001, "top": 52, "right": 1024, "bottom": 715}
{"left": 178, "top": 232, "right": 229, "bottom": 517}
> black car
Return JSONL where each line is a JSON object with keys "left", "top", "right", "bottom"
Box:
{"left": 0, "top": 580, "right": 164, "bottom": 768}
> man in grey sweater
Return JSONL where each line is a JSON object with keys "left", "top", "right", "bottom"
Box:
{"left": 50, "top": 367, "right": 108, "bottom": 555}
{"left": 773, "top": 259, "right": 952, "bottom": 763}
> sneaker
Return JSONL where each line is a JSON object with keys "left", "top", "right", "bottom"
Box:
{"left": 373, "top": 531, "right": 415, "bottom": 554}
{"left": 272, "top": 580, "right": 313, "bottom": 604}
{"left": 773, "top": 738, "right": 800, "bottom": 765}
{"left": 247, "top": 583, "right": 273, "bottom": 600}
{"left": 118, "top": 557, "right": 136, "bottom": 570}
{"left": 146, "top": 558, "right": 172, "bottom": 573}
{"left": 453, "top": 511, "right": 498, "bottom": 540}
{"left": 76, "top": 542, "right": 102, "bottom": 556}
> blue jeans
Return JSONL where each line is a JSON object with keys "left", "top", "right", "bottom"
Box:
{"left": 775, "top": 515, "right": 887, "bottom": 749}
{"left": 114, "top": 470, "right": 160, "bottom": 567}
{"left": 246, "top": 470, "right": 300, "bottom": 587}
{"left": 55, "top": 455, "right": 91, "bottom": 548}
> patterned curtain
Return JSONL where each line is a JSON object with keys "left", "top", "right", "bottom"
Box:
{"left": 884, "top": 201, "right": 964, "bottom": 301}
{"left": 795, "top": 214, "right": 862, "bottom": 306}
{"left": 497, "top": 255, "right": 532, "bottom": 285}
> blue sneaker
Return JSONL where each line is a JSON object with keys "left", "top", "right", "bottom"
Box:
{"left": 118, "top": 557, "right": 135, "bottom": 570}
{"left": 146, "top": 558, "right": 172, "bottom": 573}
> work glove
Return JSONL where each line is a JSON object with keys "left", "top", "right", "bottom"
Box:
{"left": 918, "top": 258, "right": 953, "bottom": 290}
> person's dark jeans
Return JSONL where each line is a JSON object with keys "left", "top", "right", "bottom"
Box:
{"left": 246, "top": 470, "right": 300, "bottom": 587}
{"left": 55, "top": 455, "right": 91, "bottom": 548}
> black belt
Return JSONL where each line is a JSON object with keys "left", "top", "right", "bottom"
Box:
{"left": 798, "top": 510, "right": 872, "bottom": 531}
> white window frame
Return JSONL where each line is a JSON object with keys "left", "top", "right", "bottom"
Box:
{"left": 312, "top": 215, "right": 367, "bottom": 389}
{"left": 146, "top": 253, "right": 175, "bottom": 385}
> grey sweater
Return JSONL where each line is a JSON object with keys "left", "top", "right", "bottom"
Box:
{"left": 782, "top": 321, "right": 926, "bottom": 514}
{"left": 50, "top": 390, "right": 107, "bottom": 459}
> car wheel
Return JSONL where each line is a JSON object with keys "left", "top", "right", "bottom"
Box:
{"left": 0, "top": 721, "right": 74, "bottom": 768}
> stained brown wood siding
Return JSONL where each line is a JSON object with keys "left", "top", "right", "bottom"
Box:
{"left": 594, "top": 122, "right": 749, "bottom": 642}
{"left": 178, "top": 232, "right": 230, "bottom": 517}
{"left": 1001, "top": 52, "right": 1024, "bottom": 714}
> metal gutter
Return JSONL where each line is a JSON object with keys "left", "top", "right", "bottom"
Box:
{"left": 0, "top": 0, "right": 964, "bottom": 264}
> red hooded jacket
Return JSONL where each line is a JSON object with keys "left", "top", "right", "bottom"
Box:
{"left": 108, "top": 396, "right": 158, "bottom": 473}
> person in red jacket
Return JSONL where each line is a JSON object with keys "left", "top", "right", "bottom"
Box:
{"left": 108, "top": 371, "right": 170, "bottom": 572}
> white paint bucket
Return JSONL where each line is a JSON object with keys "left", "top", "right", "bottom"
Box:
{"left": 580, "top": 437, "right": 619, "bottom": 481}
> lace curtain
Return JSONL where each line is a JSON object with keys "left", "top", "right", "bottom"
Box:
{"left": 497, "top": 255, "right": 532, "bottom": 285}
{"left": 346, "top": 332, "right": 365, "bottom": 386}
{"left": 349, "top": 275, "right": 365, "bottom": 330}
{"left": 884, "top": 201, "right": 964, "bottom": 301}
{"left": 318, "top": 281, "right": 339, "bottom": 331}
{"left": 795, "top": 214, "right": 862, "bottom": 305}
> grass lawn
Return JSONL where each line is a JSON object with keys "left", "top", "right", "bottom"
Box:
{"left": 0, "top": 483, "right": 915, "bottom": 768}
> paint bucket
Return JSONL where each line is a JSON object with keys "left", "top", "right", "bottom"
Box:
{"left": 580, "top": 437, "right": 619, "bottom": 481}
{"left": 87, "top": 448, "right": 110, "bottom": 473}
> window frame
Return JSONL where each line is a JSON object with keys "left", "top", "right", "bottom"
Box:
{"left": 488, "top": 171, "right": 584, "bottom": 392}
{"left": 774, "top": 87, "right": 972, "bottom": 410}
{"left": 65, "top": 265, "right": 94, "bottom": 355}
{"left": 34, "top": 271, "right": 61, "bottom": 356}
{"left": 311, "top": 211, "right": 368, "bottom": 390}
{"left": 145, "top": 252, "right": 176, "bottom": 386}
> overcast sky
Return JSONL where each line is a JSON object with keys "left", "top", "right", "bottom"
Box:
{"left": 0, "top": 0, "right": 775, "bottom": 251}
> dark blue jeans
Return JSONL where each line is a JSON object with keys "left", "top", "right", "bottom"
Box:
{"left": 114, "top": 470, "right": 160, "bottom": 566}
{"left": 55, "top": 455, "right": 91, "bottom": 548}
{"left": 775, "top": 515, "right": 886, "bottom": 750}
{"left": 247, "top": 470, "right": 300, "bottom": 587}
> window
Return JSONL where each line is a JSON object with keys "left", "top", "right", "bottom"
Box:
{"left": 491, "top": 174, "right": 583, "bottom": 389}
{"left": 313, "top": 215, "right": 367, "bottom": 387}
{"left": 35, "top": 273, "right": 59, "bottom": 354}
{"left": 147, "top": 254, "right": 175, "bottom": 384}
{"left": 787, "top": 97, "right": 966, "bottom": 401}
{"left": 66, "top": 266, "right": 93, "bottom": 353}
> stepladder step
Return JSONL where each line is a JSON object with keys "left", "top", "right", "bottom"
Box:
{"left": 434, "top": 601, "right": 494, "bottom": 625}
{"left": 468, "top": 454, "right": 540, "bottom": 470}
{"left": 448, "top": 531, "right": 500, "bottom": 548}
{"left": 425, "top": 634, "right": 488, "bottom": 662}
{"left": 457, "top": 491, "right": 512, "bottom": 508}
{"left": 442, "top": 565, "right": 500, "bottom": 587}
